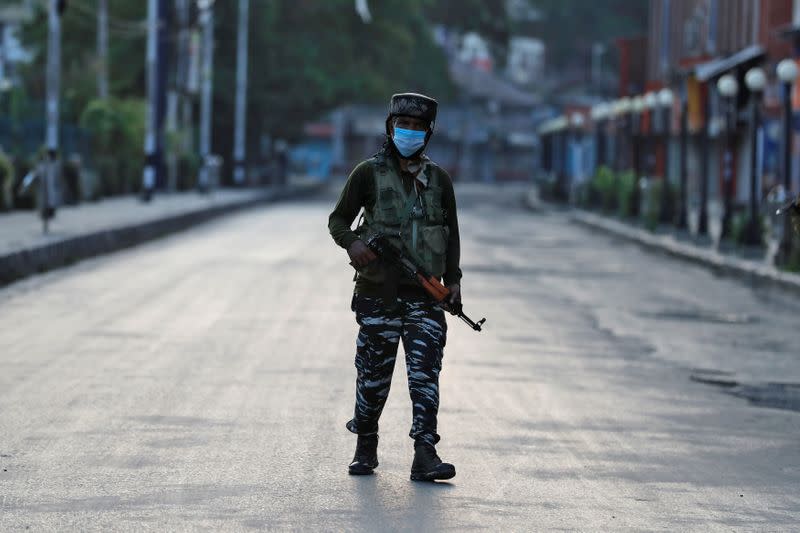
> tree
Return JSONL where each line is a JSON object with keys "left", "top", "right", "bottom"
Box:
{"left": 20, "top": 0, "right": 148, "bottom": 122}
{"left": 531, "top": 0, "right": 648, "bottom": 74}
{"left": 210, "top": 0, "right": 454, "bottom": 175}
{"left": 17, "top": 0, "right": 457, "bottom": 185}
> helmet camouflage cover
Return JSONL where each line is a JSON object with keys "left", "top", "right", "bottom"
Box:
{"left": 388, "top": 93, "right": 438, "bottom": 127}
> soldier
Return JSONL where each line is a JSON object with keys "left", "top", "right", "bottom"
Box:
{"left": 328, "top": 93, "right": 462, "bottom": 481}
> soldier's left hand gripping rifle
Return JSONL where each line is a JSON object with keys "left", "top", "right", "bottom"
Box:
{"left": 351, "top": 233, "right": 487, "bottom": 332}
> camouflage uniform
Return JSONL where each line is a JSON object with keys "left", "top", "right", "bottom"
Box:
{"left": 330, "top": 92, "right": 460, "bottom": 479}
{"left": 345, "top": 294, "right": 447, "bottom": 448}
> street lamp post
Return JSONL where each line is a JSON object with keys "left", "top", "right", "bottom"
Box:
{"left": 591, "top": 104, "right": 607, "bottom": 169}
{"left": 142, "top": 0, "right": 159, "bottom": 202}
{"left": 198, "top": 0, "right": 215, "bottom": 193}
{"left": 717, "top": 74, "right": 738, "bottom": 240}
{"left": 744, "top": 67, "right": 767, "bottom": 246}
{"left": 642, "top": 92, "right": 658, "bottom": 221}
{"left": 631, "top": 95, "right": 645, "bottom": 216}
{"left": 43, "top": 0, "right": 63, "bottom": 233}
{"left": 658, "top": 88, "right": 674, "bottom": 224}
{"left": 677, "top": 82, "right": 689, "bottom": 230}
{"left": 233, "top": 0, "right": 250, "bottom": 186}
{"left": 612, "top": 98, "right": 630, "bottom": 173}
{"left": 644, "top": 92, "right": 658, "bottom": 173}
{"left": 698, "top": 85, "right": 712, "bottom": 237}
{"left": 570, "top": 112, "right": 585, "bottom": 203}
{"left": 777, "top": 58, "right": 798, "bottom": 262}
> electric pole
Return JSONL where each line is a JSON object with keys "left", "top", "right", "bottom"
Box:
{"left": 97, "top": 0, "right": 108, "bottom": 99}
{"left": 142, "top": 0, "right": 158, "bottom": 202}
{"left": 43, "top": 0, "right": 64, "bottom": 233}
{"left": 198, "top": 0, "right": 215, "bottom": 192}
{"left": 233, "top": 0, "right": 249, "bottom": 186}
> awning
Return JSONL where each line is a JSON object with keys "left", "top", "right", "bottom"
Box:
{"left": 694, "top": 45, "right": 765, "bottom": 82}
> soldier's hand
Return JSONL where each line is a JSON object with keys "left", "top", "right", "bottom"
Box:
{"left": 348, "top": 239, "right": 378, "bottom": 268}
{"left": 447, "top": 283, "right": 461, "bottom": 305}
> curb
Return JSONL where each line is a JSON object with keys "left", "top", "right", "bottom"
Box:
{"left": 570, "top": 209, "right": 800, "bottom": 295}
{"left": 0, "top": 183, "right": 324, "bottom": 288}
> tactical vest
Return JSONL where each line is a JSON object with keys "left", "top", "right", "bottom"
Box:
{"left": 356, "top": 154, "right": 449, "bottom": 282}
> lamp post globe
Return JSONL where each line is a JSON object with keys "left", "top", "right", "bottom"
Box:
{"left": 717, "top": 74, "right": 738, "bottom": 240}
{"left": 644, "top": 92, "right": 658, "bottom": 109}
{"left": 717, "top": 74, "right": 738, "bottom": 98}
{"left": 777, "top": 59, "right": 799, "bottom": 84}
{"left": 571, "top": 112, "right": 584, "bottom": 128}
{"left": 776, "top": 59, "right": 798, "bottom": 263}
{"left": 618, "top": 97, "right": 632, "bottom": 114}
{"left": 745, "top": 67, "right": 767, "bottom": 92}
{"left": 658, "top": 88, "right": 674, "bottom": 107}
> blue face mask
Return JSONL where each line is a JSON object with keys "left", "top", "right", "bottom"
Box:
{"left": 392, "top": 127, "right": 427, "bottom": 157}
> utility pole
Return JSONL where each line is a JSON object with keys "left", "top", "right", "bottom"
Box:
{"left": 233, "top": 0, "right": 250, "bottom": 186}
{"left": 177, "top": 0, "right": 194, "bottom": 157}
{"left": 142, "top": 0, "right": 158, "bottom": 202}
{"left": 43, "top": 0, "right": 64, "bottom": 233}
{"left": 97, "top": 0, "right": 108, "bottom": 99}
{"left": 198, "top": 0, "right": 215, "bottom": 192}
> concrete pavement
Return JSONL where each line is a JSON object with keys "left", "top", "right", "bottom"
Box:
{"left": 0, "top": 183, "right": 798, "bottom": 531}
{"left": 0, "top": 183, "right": 322, "bottom": 287}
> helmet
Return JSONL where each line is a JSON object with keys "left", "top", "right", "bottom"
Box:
{"left": 385, "top": 92, "right": 438, "bottom": 159}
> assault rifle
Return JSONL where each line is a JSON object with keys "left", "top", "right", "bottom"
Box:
{"left": 353, "top": 233, "right": 486, "bottom": 332}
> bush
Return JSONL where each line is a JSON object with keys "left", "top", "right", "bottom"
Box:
{"left": 590, "top": 166, "right": 617, "bottom": 213}
{"left": 79, "top": 98, "right": 146, "bottom": 196}
{"left": 730, "top": 211, "right": 768, "bottom": 246}
{"left": 576, "top": 182, "right": 592, "bottom": 208}
{"left": 62, "top": 157, "right": 83, "bottom": 205}
{"left": 0, "top": 151, "right": 14, "bottom": 211}
{"left": 641, "top": 178, "right": 662, "bottom": 232}
{"left": 177, "top": 152, "right": 201, "bottom": 190}
{"left": 616, "top": 170, "right": 637, "bottom": 218}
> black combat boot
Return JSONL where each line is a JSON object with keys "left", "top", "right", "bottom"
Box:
{"left": 348, "top": 434, "right": 379, "bottom": 475}
{"left": 410, "top": 441, "right": 456, "bottom": 481}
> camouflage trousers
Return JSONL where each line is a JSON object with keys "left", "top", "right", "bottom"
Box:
{"left": 346, "top": 294, "right": 447, "bottom": 448}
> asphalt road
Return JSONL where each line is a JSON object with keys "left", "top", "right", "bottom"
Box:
{"left": 1, "top": 183, "right": 798, "bottom": 531}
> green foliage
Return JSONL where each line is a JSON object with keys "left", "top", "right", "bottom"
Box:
{"left": 789, "top": 202, "right": 800, "bottom": 238}
{"left": 208, "top": 0, "right": 455, "bottom": 171}
{"left": 729, "top": 211, "right": 768, "bottom": 246}
{"left": 424, "top": 0, "right": 512, "bottom": 64}
{"left": 641, "top": 179, "right": 662, "bottom": 232}
{"left": 177, "top": 152, "right": 201, "bottom": 191}
{"left": 0, "top": 151, "right": 14, "bottom": 211}
{"left": 62, "top": 158, "right": 83, "bottom": 204}
{"left": 20, "top": 1, "right": 147, "bottom": 123}
{"left": 616, "top": 170, "right": 637, "bottom": 218}
{"left": 590, "top": 166, "right": 616, "bottom": 213}
{"left": 784, "top": 234, "right": 800, "bottom": 272}
{"left": 79, "top": 98, "right": 145, "bottom": 196}
{"left": 532, "top": 0, "right": 648, "bottom": 74}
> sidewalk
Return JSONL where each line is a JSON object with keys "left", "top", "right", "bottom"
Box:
{"left": 523, "top": 186, "right": 800, "bottom": 295}
{"left": 0, "top": 182, "right": 322, "bottom": 287}
{"left": 571, "top": 210, "right": 800, "bottom": 295}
